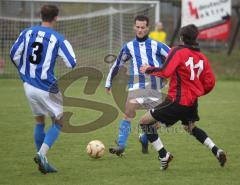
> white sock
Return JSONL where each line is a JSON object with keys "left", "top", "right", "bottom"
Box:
{"left": 152, "top": 138, "right": 164, "bottom": 152}
{"left": 39, "top": 143, "right": 49, "bottom": 156}
{"left": 203, "top": 137, "right": 215, "bottom": 150}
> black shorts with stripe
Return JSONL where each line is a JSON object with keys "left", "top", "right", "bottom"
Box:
{"left": 150, "top": 98, "right": 200, "bottom": 127}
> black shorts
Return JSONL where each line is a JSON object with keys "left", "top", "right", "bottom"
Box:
{"left": 150, "top": 98, "right": 200, "bottom": 127}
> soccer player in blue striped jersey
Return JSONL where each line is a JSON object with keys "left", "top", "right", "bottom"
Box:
{"left": 105, "top": 15, "right": 170, "bottom": 156}
{"left": 10, "top": 5, "right": 76, "bottom": 174}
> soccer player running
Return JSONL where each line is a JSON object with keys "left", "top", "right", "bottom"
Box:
{"left": 10, "top": 5, "right": 76, "bottom": 174}
{"left": 105, "top": 15, "right": 170, "bottom": 156}
{"left": 140, "top": 24, "right": 226, "bottom": 170}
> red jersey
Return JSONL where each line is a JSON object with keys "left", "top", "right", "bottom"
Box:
{"left": 146, "top": 45, "right": 215, "bottom": 106}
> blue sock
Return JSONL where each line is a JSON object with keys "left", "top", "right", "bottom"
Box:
{"left": 34, "top": 123, "right": 45, "bottom": 151}
{"left": 43, "top": 123, "right": 61, "bottom": 148}
{"left": 118, "top": 120, "right": 131, "bottom": 148}
{"left": 140, "top": 133, "right": 148, "bottom": 144}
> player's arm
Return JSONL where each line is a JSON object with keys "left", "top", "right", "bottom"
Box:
{"left": 157, "top": 42, "right": 171, "bottom": 61}
{"left": 105, "top": 46, "right": 131, "bottom": 92}
{"left": 201, "top": 59, "right": 215, "bottom": 95}
{"left": 10, "top": 30, "right": 26, "bottom": 68}
{"left": 58, "top": 39, "right": 77, "bottom": 69}
{"left": 141, "top": 47, "right": 181, "bottom": 78}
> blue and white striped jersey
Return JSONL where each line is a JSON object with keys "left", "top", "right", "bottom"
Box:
{"left": 105, "top": 38, "right": 170, "bottom": 91}
{"left": 10, "top": 26, "right": 77, "bottom": 93}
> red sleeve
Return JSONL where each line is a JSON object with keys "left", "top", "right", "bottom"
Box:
{"left": 146, "top": 47, "right": 181, "bottom": 78}
{"left": 201, "top": 59, "right": 215, "bottom": 95}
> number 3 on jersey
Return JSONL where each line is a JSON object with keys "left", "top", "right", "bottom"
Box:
{"left": 29, "top": 42, "right": 43, "bottom": 64}
{"left": 185, "top": 57, "right": 203, "bottom": 80}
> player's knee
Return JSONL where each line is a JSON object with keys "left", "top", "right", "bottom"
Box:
{"left": 35, "top": 115, "right": 45, "bottom": 123}
{"left": 124, "top": 109, "right": 136, "bottom": 119}
{"left": 183, "top": 125, "right": 190, "bottom": 133}
{"left": 139, "top": 116, "right": 148, "bottom": 125}
{"left": 139, "top": 118, "right": 144, "bottom": 125}
{"left": 54, "top": 116, "right": 64, "bottom": 128}
{"left": 183, "top": 122, "right": 196, "bottom": 134}
{"left": 123, "top": 114, "right": 133, "bottom": 122}
{"left": 140, "top": 111, "right": 155, "bottom": 125}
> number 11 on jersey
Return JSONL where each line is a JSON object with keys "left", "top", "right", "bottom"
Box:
{"left": 185, "top": 57, "right": 204, "bottom": 80}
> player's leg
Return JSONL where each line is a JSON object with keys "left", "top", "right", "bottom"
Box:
{"left": 38, "top": 116, "right": 62, "bottom": 157}
{"left": 139, "top": 98, "right": 177, "bottom": 170}
{"left": 118, "top": 100, "right": 137, "bottom": 148}
{"left": 24, "top": 83, "right": 60, "bottom": 173}
{"left": 34, "top": 116, "right": 46, "bottom": 151}
{"left": 31, "top": 88, "right": 62, "bottom": 156}
{"left": 140, "top": 111, "right": 173, "bottom": 170}
{"left": 33, "top": 116, "right": 57, "bottom": 174}
{"left": 35, "top": 116, "right": 62, "bottom": 174}
{"left": 109, "top": 98, "right": 140, "bottom": 156}
{"left": 183, "top": 122, "right": 226, "bottom": 167}
{"left": 23, "top": 83, "right": 47, "bottom": 152}
{"left": 138, "top": 88, "right": 166, "bottom": 154}
{"left": 182, "top": 102, "right": 227, "bottom": 167}
{"left": 35, "top": 90, "right": 63, "bottom": 173}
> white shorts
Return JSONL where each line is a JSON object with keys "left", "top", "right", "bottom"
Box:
{"left": 23, "top": 82, "right": 63, "bottom": 119}
{"left": 127, "top": 88, "right": 164, "bottom": 109}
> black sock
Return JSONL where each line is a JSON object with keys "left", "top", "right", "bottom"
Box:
{"left": 192, "top": 127, "right": 208, "bottom": 144}
{"left": 158, "top": 148, "right": 167, "bottom": 158}
{"left": 211, "top": 146, "right": 219, "bottom": 156}
{"left": 141, "top": 124, "right": 167, "bottom": 158}
{"left": 146, "top": 133, "right": 158, "bottom": 142}
{"left": 140, "top": 124, "right": 158, "bottom": 143}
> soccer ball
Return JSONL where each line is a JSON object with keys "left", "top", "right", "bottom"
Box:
{"left": 86, "top": 140, "right": 105, "bottom": 159}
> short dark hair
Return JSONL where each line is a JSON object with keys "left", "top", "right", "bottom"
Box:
{"left": 180, "top": 24, "right": 199, "bottom": 45}
{"left": 41, "top": 5, "right": 59, "bottom": 22}
{"left": 134, "top": 15, "right": 149, "bottom": 26}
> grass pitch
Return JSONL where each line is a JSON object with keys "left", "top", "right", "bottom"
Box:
{"left": 0, "top": 79, "right": 239, "bottom": 185}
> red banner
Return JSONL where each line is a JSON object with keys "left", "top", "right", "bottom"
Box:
{"left": 198, "top": 20, "right": 231, "bottom": 41}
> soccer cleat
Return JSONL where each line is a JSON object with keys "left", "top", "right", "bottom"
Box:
{"left": 109, "top": 146, "right": 125, "bottom": 157}
{"left": 139, "top": 135, "right": 149, "bottom": 154}
{"left": 34, "top": 152, "right": 57, "bottom": 174}
{"left": 158, "top": 152, "right": 173, "bottom": 170}
{"left": 216, "top": 149, "right": 227, "bottom": 167}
